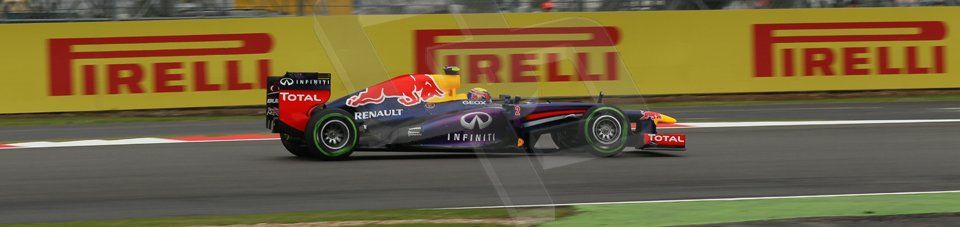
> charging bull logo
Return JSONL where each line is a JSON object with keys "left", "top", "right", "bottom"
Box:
{"left": 346, "top": 74, "right": 445, "bottom": 107}
{"left": 641, "top": 111, "right": 662, "bottom": 121}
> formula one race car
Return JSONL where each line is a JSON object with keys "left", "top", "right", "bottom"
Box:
{"left": 266, "top": 70, "right": 686, "bottom": 160}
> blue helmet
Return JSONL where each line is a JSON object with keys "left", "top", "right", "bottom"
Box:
{"left": 467, "top": 87, "right": 491, "bottom": 102}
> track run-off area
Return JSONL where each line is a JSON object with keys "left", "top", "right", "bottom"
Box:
{"left": 1, "top": 101, "right": 960, "bottom": 224}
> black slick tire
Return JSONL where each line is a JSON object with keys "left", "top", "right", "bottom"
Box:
{"left": 580, "top": 106, "right": 629, "bottom": 157}
{"left": 305, "top": 108, "right": 358, "bottom": 160}
{"left": 280, "top": 133, "right": 314, "bottom": 158}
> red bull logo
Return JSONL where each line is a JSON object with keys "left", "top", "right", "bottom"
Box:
{"left": 641, "top": 111, "right": 662, "bottom": 121}
{"left": 346, "top": 74, "right": 445, "bottom": 107}
{"left": 753, "top": 21, "right": 947, "bottom": 77}
{"left": 48, "top": 33, "right": 273, "bottom": 96}
{"left": 415, "top": 27, "right": 621, "bottom": 83}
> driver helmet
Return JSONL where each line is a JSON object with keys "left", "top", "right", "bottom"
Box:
{"left": 443, "top": 66, "right": 461, "bottom": 75}
{"left": 467, "top": 87, "right": 491, "bottom": 102}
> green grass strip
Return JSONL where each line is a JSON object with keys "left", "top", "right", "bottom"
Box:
{"left": 543, "top": 192, "right": 960, "bottom": 226}
{"left": 4, "top": 207, "right": 573, "bottom": 227}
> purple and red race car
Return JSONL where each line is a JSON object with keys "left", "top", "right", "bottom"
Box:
{"left": 266, "top": 70, "right": 685, "bottom": 160}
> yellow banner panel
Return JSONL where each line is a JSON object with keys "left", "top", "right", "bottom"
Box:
{"left": 1, "top": 7, "right": 959, "bottom": 113}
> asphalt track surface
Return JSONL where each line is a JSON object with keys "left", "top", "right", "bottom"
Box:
{"left": 1, "top": 101, "right": 960, "bottom": 224}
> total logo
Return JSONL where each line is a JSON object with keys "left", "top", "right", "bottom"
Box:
{"left": 647, "top": 134, "right": 685, "bottom": 143}
{"left": 462, "top": 100, "right": 487, "bottom": 105}
{"left": 279, "top": 92, "right": 324, "bottom": 102}
{"left": 354, "top": 109, "right": 404, "bottom": 120}
{"left": 460, "top": 112, "right": 492, "bottom": 130}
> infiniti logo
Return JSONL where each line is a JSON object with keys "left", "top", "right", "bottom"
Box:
{"left": 279, "top": 78, "right": 294, "bottom": 86}
{"left": 460, "top": 112, "right": 492, "bottom": 130}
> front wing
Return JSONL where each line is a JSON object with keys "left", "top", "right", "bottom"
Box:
{"left": 639, "top": 133, "right": 687, "bottom": 151}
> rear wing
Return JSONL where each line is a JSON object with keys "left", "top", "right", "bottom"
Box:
{"left": 266, "top": 72, "right": 332, "bottom": 133}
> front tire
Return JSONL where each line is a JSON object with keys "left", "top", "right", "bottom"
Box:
{"left": 581, "top": 106, "right": 629, "bottom": 157}
{"left": 305, "top": 109, "right": 358, "bottom": 160}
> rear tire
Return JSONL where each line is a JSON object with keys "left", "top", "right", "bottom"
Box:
{"left": 280, "top": 133, "right": 313, "bottom": 158}
{"left": 305, "top": 109, "right": 358, "bottom": 160}
{"left": 581, "top": 106, "right": 629, "bottom": 157}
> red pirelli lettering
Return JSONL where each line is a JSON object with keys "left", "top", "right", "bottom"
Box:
{"left": 753, "top": 21, "right": 946, "bottom": 77}
{"left": 416, "top": 27, "right": 621, "bottom": 83}
{"left": 48, "top": 33, "right": 273, "bottom": 96}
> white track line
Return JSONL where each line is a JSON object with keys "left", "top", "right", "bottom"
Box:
{"left": 2, "top": 119, "right": 959, "bottom": 150}
{"left": 0, "top": 137, "right": 278, "bottom": 150}
{"left": 173, "top": 138, "right": 279, "bottom": 143}
{"left": 439, "top": 190, "right": 960, "bottom": 210}
{"left": 9, "top": 138, "right": 180, "bottom": 148}
{"left": 662, "top": 119, "right": 960, "bottom": 129}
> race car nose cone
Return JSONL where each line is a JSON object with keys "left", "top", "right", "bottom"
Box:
{"left": 658, "top": 114, "right": 678, "bottom": 124}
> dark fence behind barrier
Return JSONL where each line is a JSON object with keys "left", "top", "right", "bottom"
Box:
{"left": 2, "top": 0, "right": 959, "bottom": 22}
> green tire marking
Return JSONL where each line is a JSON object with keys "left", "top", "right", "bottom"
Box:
{"left": 312, "top": 112, "right": 357, "bottom": 157}
{"left": 583, "top": 106, "right": 628, "bottom": 154}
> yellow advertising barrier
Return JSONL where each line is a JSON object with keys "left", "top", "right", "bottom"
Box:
{"left": 1, "top": 7, "right": 960, "bottom": 113}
